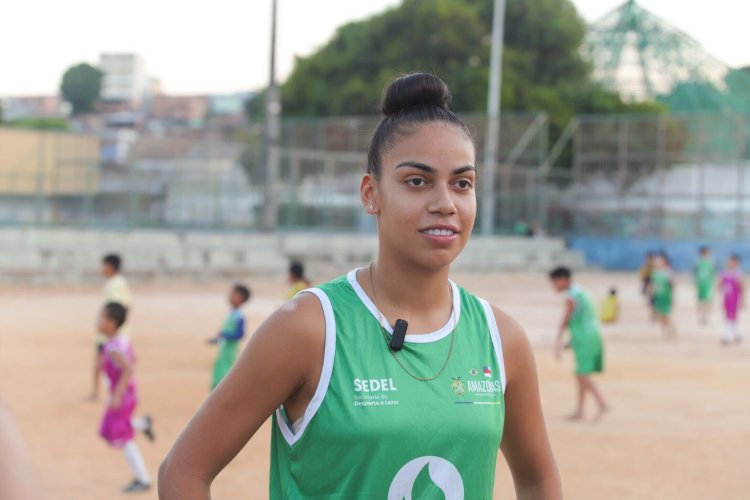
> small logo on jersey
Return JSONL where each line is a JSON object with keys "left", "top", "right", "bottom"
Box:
{"left": 451, "top": 377, "right": 465, "bottom": 397}
{"left": 483, "top": 366, "right": 492, "bottom": 378}
{"left": 388, "top": 456, "right": 464, "bottom": 500}
{"left": 468, "top": 368, "right": 478, "bottom": 377}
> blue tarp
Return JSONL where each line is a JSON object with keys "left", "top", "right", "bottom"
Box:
{"left": 569, "top": 237, "right": 750, "bottom": 272}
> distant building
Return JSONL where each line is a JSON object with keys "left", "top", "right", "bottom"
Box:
{"left": 148, "top": 77, "right": 163, "bottom": 98}
{"left": 208, "top": 93, "right": 250, "bottom": 129}
{"left": 0, "top": 128, "right": 100, "bottom": 195}
{"left": 100, "top": 53, "right": 148, "bottom": 106}
{"left": 151, "top": 95, "right": 210, "bottom": 128}
{"left": 1, "top": 96, "right": 70, "bottom": 121}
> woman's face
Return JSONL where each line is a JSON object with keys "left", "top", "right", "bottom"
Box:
{"left": 362, "top": 121, "right": 476, "bottom": 271}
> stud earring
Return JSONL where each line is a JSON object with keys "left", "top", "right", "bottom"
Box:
{"left": 369, "top": 203, "right": 375, "bottom": 212}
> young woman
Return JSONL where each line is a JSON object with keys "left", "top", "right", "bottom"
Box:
{"left": 158, "top": 73, "right": 561, "bottom": 499}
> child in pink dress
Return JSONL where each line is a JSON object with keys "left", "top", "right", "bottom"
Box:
{"left": 720, "top": 254, "right": 743, "bottom": 346}
{"left": 98, "top": 302, "right": 155, "bottom": 493}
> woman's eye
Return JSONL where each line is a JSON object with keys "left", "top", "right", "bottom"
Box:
{"left": 407, "top": 178, "right": 426, "bottom": 187}
{"left": 456, "top": 180, "right": 473, "bottom": 189}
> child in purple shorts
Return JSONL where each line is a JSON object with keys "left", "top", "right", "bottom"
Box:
{"left": 720, "top": 254, "right": 744, "bottom": 346}
{"left": 98, "top": 302, "right": 155, "bottom": 493}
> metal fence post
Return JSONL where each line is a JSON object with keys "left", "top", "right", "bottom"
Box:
{"left": 697, "top": 118, "right": 705, "bottom": 238}
{"left": 35, "top": 132, "right": 46, "bottom": 225}
{"left": 656, "top": 116, "right": 666, "bottom": 238}
{"left": 737, "top": 116, "right": 746, "bottom": 240}
{"left": 289, "top": 151, "right": 301, "bottom": 228}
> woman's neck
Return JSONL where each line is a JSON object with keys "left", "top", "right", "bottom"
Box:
{"left": 362, "top": 253, "right": 453, "bottom": 333}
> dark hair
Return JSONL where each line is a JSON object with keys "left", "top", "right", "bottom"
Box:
{"left": 549, "top": 266, "right": 571, "bottom": 280}
{"left": 609, "top": 287, "right": 617, "bottom": 295}
{"left": 233, "top": 284, "right": 251, "bottom": 303}
{"left": 102, "top": 253, "right": 122, "bottom": 271}
{"left": 367, "top": 72, "right": 472, "bottom": 178}
{"left": 289, "top": 261, "right": 305, "bottom": 280}
{"left": 729, "top": 253, "right": 740, "bottom": 262}
{"left": 699, "top": 246, "right": 709, "bottom": 254}
{"left": 103, "top": 302, "right": 127, "bottom": 328}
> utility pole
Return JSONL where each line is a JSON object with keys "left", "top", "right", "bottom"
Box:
{"left": 481, "top": 0, "right": 506, "bottom": 235}
{"left": 262, "top": 0, "right": 280, "bottom": 231}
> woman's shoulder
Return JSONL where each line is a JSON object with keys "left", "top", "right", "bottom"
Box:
{"left": 278, "top": 271, "right": 367, "bottom": 336}
{"left": 478, "top": 301, "right": 535, "bottom": 388}
{"left": 263, "top": 290, "right": 330, "bottom": 352}
{"left": 487, "top": 303, "right": 527, "bottom": 344}
{"left": 453, "top": 284, "right": 525, "bottom": 331}
{"left": 457, "top": 287, "right": 528, "bottom": 351}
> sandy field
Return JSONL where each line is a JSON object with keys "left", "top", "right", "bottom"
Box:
{"left": 1, "top": 270, "right": 748, "bottom": 499}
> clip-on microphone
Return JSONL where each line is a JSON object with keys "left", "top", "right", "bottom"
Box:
{"left": 390, "top": 319, "right": 408, "bottom": 351}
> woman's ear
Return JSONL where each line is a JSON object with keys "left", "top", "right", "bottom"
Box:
{"left": 360, "top": 173, "right": 379, "bottom": 214}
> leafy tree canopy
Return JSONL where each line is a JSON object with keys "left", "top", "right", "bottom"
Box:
{"left": 279, "top": 0, "right": 661, "bottom": 129}
{"left": 60, "top": 63, "right": 103, "bottom": 115}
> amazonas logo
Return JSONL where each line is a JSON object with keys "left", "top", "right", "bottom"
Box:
{"left": 388, "top": 456, "right": 464, "bottom": 500}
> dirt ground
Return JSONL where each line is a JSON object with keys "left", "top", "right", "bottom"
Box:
{"left": 1, "top": 270, "right": 748, "bottom": 499}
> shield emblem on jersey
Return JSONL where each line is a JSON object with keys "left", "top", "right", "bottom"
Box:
{"left": 451, "top": 377, "right": 465, "bottom": 397}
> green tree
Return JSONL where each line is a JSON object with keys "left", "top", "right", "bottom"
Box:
{"left": 243, "top": 93, "right": 264, "bottom": 124}
{"left": 279, "top": 0, "right": 661, "bottom": 152}
{"left": 60, "top": 63, "right": 103, "bottom": 115}
{"left": 282, "top": 0, "right": 489, "bottom": 116}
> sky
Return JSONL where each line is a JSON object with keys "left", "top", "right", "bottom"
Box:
{"left": 0, "top": 0, "right": 747, "bottom": 97}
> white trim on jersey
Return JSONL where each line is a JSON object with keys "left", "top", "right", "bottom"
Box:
{"left": 275, "top": 288, "right": 337, "bottom": 447}
{"left": 347, "top": 268, "right": 462, "bottom": 344}
{"left": 478, "top": 298, "right": 507, "bottom": 394}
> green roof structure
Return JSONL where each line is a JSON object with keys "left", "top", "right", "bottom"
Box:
{"left": 585, "top": 0, "right": 750, "bottom": 118}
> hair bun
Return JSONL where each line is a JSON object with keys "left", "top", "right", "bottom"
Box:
{"left": 380, "top": 72, "right": 452, "bottom": 116}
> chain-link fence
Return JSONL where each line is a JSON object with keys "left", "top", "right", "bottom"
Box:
{"left": 1, "top": 112, "right": 746, "bottom": 239}
{"left": 554, "top": 113, "right": 748, "bottom": 240}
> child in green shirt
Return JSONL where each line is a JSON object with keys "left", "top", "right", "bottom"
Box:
{"left": 550, "top": 267, "right": 609, "bottom": 422}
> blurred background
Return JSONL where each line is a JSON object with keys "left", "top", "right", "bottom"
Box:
{"left": 1, "top": 2, "right": 749, "bottom": 499}
{"left": 1, "top": 0, "right": 748, "bottom": 280}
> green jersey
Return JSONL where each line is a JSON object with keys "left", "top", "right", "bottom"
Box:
{"left": 270, "top": 270, "right": 506, "bottom": 499}
{"left": 694, "top": 258, "right": 715, "bottom": 301}
{"left": 566, "top": 286, "right": 604, "bottom": 374}
{"left": 211, "top": 309, "right": 245, "bottom": 389}
{"left": 651, "top": 270, "right": 674, "bottom": 315}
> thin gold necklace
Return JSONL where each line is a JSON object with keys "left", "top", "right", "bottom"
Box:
{"left": 367, "top": 263, "right": 456, "bottom": 382}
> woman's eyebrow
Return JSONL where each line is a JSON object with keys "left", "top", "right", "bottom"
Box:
{"left": 395, "top": 161, "right": 434, "bottom": 172}
{"left": 453, "top": 165, "right": 476, "bottom": 175}
{"left": 395, "top": 161, "right": 476, "bottom": 174}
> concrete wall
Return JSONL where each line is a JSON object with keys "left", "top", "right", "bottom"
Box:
{"left": 0, "top": 228, "right": 585, "bottom": 284}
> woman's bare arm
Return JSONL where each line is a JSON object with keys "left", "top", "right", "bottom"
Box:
{"left": 158, "top": 294, "right": 325, "bottom": 499}
{"left": 0, "top": 400, "right": 44, "bottom": 500}
{"left": 495, "top": 306, "right": 562, "bottom": 500}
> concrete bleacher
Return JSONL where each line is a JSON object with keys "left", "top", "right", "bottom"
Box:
{"left": 0, "top": 228, "right": 585, "bottom": 284}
